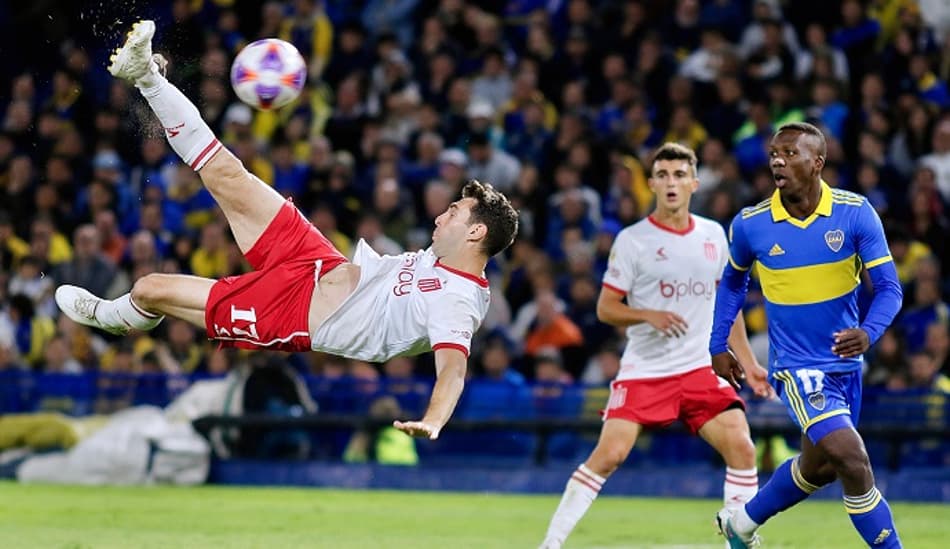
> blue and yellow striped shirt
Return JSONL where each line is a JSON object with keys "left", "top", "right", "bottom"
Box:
{"left": 721, "top": 182, "right": 895, "bottom": 372}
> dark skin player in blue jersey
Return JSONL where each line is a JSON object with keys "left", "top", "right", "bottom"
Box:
{"left": 712, "top": 123, "right": 903, "bottom": 548}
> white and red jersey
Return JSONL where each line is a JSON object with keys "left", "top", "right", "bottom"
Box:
{"left": 311, "top": 239, "right": 490, "bottom": 362}
{"left": 602, "top": 214, "right": 729, "bottom": 380}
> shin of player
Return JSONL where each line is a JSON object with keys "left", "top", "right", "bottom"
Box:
{"left": 541, "top": 144, "right": 768, "bottom": 549}
{"left": 711, "top": 123, "right": 903, "bottom": 548}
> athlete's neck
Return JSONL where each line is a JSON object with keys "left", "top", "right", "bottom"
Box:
{"left": 650, "top": 208, "right": 692, "bottom": 230}
{"left": 781, "top": 180, "right": 822, "bottom": 219}
{"left": 435, "top": 253, "right": 488, "bottom": 280}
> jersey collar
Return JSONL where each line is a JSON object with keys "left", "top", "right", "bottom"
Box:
{"left": 435, "top": 260, "right": 490, "bottom": 287}
{"left": 770, "top": 180, "right": 833, "bottom": 229}
{"left": 647, "top": 214, "right": 695, "bottom": 235}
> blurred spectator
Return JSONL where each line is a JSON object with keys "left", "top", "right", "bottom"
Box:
{"left": 466, "top": 131, "right": 521, "bottom": 193}
{"left": 866, "top": 327, "right": 907, "bottom": 386}
{"left": 29, "top": 216, "right": 72, "bottom": 268}
{"left": 907, "top": 350, "right": 950, "bottom": 392}
{"left": 475, "top": 332, "right": 525, "bottom": 386}
{"left": 53, "top": 224, "right": 120, "bottom": 300}
{"left": 3, "top": 294, "right": 55, "bottom": 368}
{"left": 919, "top": 117, "right": 950, "bottom": 201}
{"left": 190, "top": 222, "right": 231, "bottom": 279}
{"left": 154, "top": 318, "right": 204, "bottom": 374}
{"left": 739, "top": 0, "right": 802, "bottom": 60}
{"left": 887, "top": 224, "right": 933, "bottom": 284}
{"left": 899, "top": 257, "right": 949, "bottom": 352}
{"left": 523, "top": 290, "right": 584, "bottom": 358}
{"left": 356, "top": 213, "right": 403, "bottom": 256}
{"left": 9, "top": 256, "right": 56, "bottom": 318}
{"left": 797, "top": 22, "right": 850, "bottom": 85}
{"left": 93, "top": 210, "right": 128, "bottom": 267}
{"left": 279, "top": 0, "right": 334, "bottom": 78}
{"left": 41, "top": 334, "right": 83, "bottom": 374}
{"left": 323, "top": 21, "right": 371, "bottom": 89}
{"left": 362, "top": 0, "right": 420, "bottom": 50}
{"left": 471, "top": 46, "right": 512, "bottom": 111}
{"left": 924, "top": 321, "right": 950, "bottom": 374}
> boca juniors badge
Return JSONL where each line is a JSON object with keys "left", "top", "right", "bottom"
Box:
{"left": 808, "top": 391, "right": 826, "bottom": 411}
{"left": 824, "top": 229, "right": 844, "bottom": 252}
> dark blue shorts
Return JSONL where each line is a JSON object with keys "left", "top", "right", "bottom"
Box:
{"left": 770, "top": 369, "right": 863, "bottom": 444}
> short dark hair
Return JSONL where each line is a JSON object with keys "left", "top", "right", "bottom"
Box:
{"left": 776, "top": 122, "right": 827, "bottom": 157}
{"left": 462, "top": 179, "right": 519, "bottom": 257}
{"left": 651, "top": 142, "right": 698, "bottom": 176}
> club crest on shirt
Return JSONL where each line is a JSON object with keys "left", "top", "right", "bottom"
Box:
{"left": 417, "top": 278, "right": 442, "bottom": 292}
{"left": 824, "top": 229, "right": 845, "bottom": 252}
{"left": 704, "top": 241, "right": 717, "bottom": 261}
{"left": 808, "top": 391, "right": 826, "bottom": 411}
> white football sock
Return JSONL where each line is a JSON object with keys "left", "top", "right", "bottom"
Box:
{"left": 136, "top": 74, "right": 221, "bottom": 171}
{"left": 732, "top": 504, "right": 760, "bottom": 536}
{"left": 724, "top": 466, "right": 759, "bottom": 514}
{"left": 98, "top": 293, "right": 164, "bottom": 332}
{"left": 542, "top": 463, "right": 606, "bottom": 546}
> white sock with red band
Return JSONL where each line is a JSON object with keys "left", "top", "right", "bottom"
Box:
{"left": 724, "top": 466, "right": 759, "bottom": 513}
{"left": 136, "top": 75, "right": 221, "bottom": 171}
{"left": 542, "top": 463, "right": 606, "bottom": 546}
{"left": 97, "top": 293, "right": 164, "bottom": 332}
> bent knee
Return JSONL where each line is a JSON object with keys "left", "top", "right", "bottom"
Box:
{"left": 131, "top": 273, "right": 173, "bottom": 308}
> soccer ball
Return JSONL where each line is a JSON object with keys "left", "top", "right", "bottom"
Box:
{"left": 230, "top": 39, "right": 307, "bottom": 110}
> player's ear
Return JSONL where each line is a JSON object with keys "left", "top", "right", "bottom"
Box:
{"left": 815, "top": 154, "right": 825, "bottom": 173}
{"left": 468, "top": 222, "right": 487, "bottom": 242}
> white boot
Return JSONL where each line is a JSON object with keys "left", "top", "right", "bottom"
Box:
{"left": 55, "top": 285, "right": 129, "bottom": 336}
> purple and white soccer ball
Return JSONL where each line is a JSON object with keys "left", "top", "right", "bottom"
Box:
{"left": 230, "top": 39, "right": 307, "bottom": 110}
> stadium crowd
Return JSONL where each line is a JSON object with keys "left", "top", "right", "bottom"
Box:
{"left": 1, "top": 0, "right": 950, "bottom": 419}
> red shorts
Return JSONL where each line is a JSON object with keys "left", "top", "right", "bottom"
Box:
{"left": 602, "top": 367, "right": 744, "bottom": 434}
{"left": 205, "top": 200, "right": 347, "bottom": 352}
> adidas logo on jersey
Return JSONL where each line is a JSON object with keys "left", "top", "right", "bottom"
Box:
{"left": 768, "top": 243, "right": 785, "bottom": 256}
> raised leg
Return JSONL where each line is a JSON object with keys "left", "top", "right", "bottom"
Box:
{"left": 108, "top": 19, "right": 285, "bottom": 254}
{"left": 195, "top": 148, "right": 286, "bottom": 254}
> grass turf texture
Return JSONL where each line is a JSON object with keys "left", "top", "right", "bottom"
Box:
{"left": 0, "top": 482, "right": 945, "bottom": 548}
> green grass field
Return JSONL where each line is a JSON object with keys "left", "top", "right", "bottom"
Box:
{"left": 0, "top": 482, "right": 945, "bottom": 548}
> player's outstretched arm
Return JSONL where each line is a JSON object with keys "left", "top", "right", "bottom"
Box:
{"left": 393, "top": 347, "right": 467, "bottom": 440}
